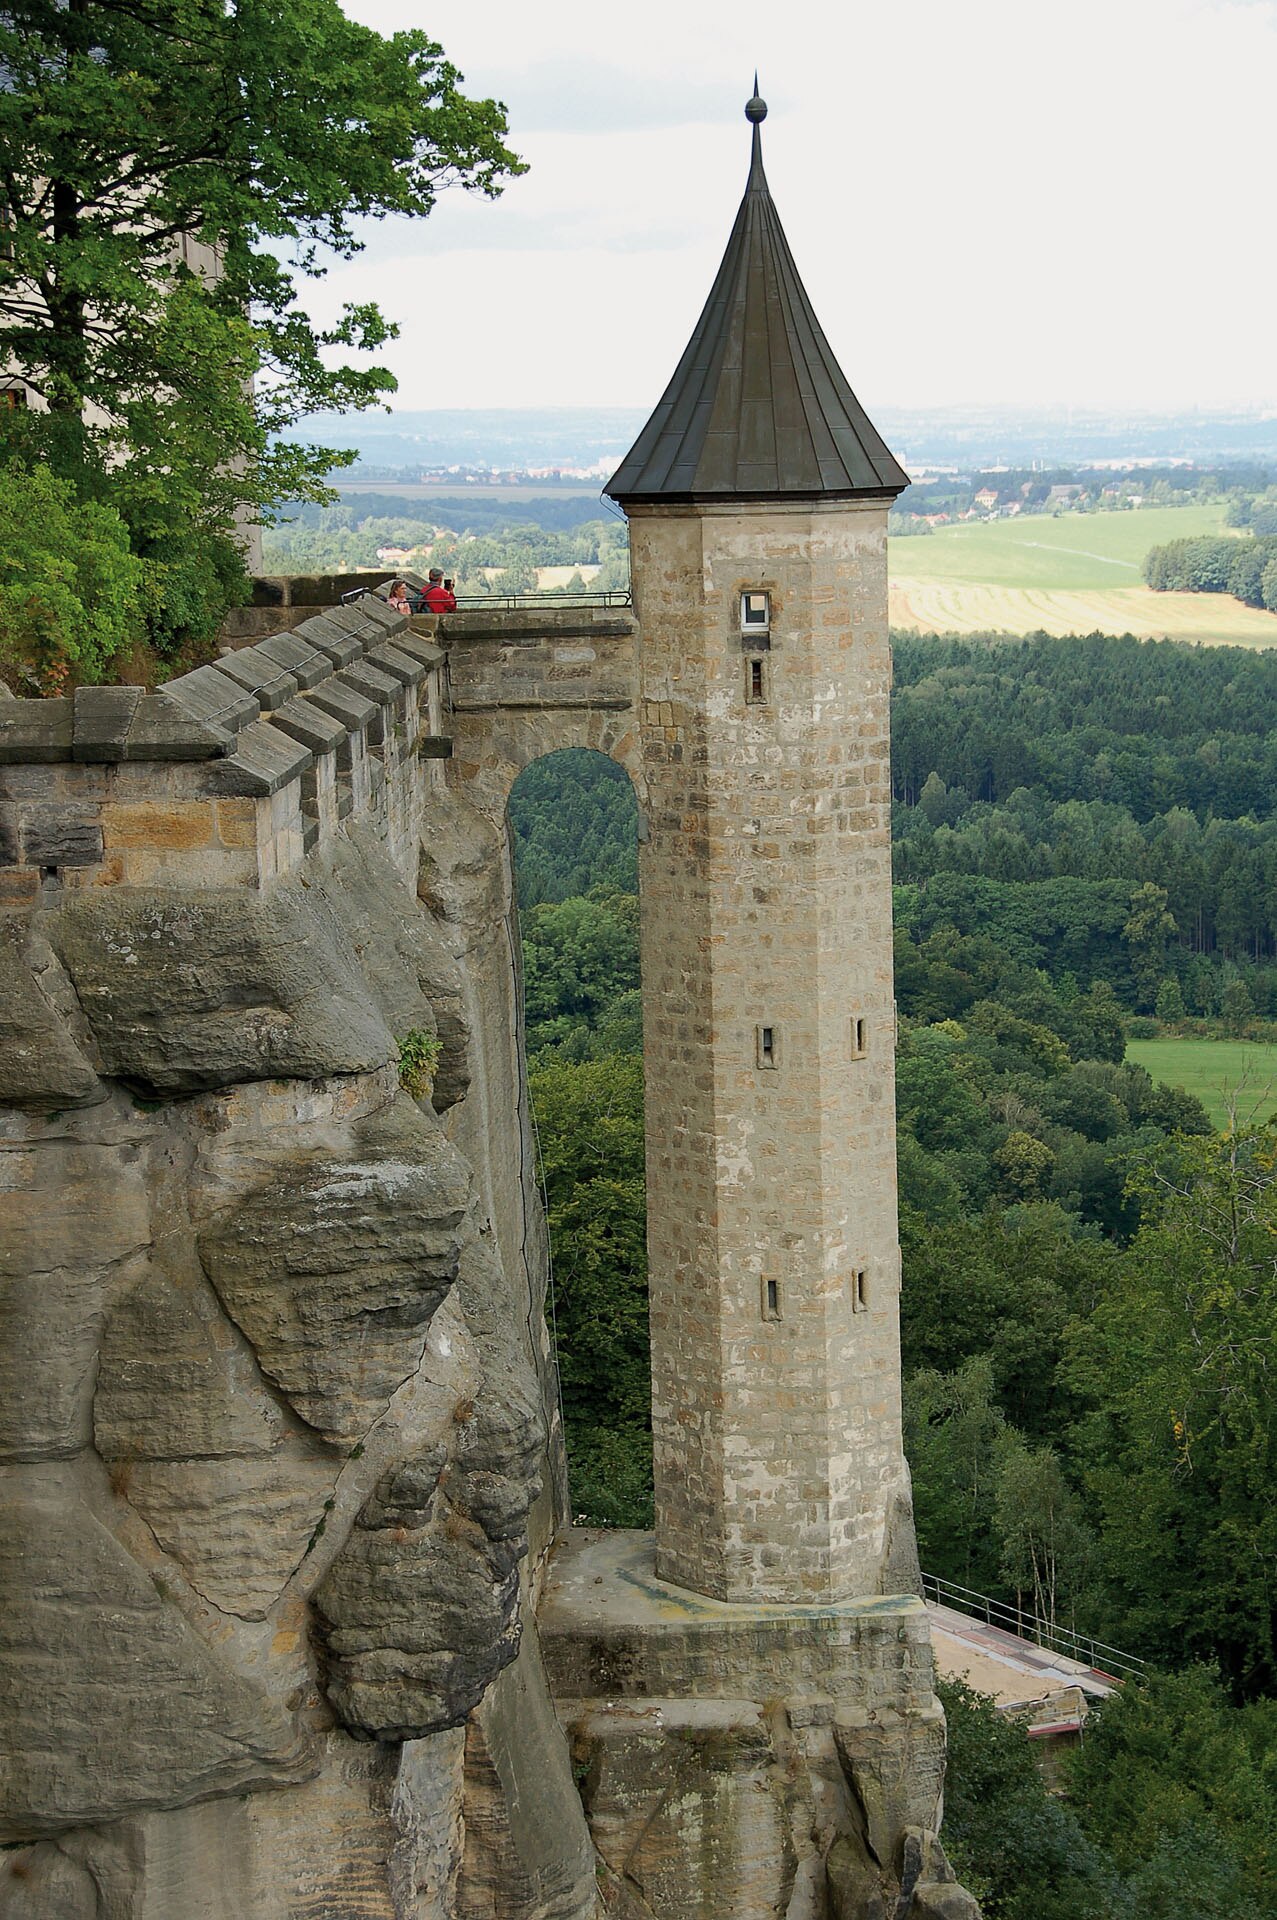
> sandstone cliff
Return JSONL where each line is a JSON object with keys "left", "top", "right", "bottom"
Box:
{"left": 0, "top": 611, "right": 596, "bottom": 1918}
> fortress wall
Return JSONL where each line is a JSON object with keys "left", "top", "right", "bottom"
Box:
{"left": 0, "top": 594, "right": 598, "bottom": 1920}
{"left": 0, "top": 594, "right": 443, "bottom": 903}
{"left": 443, "top": 604, "right": 642, "bottom": 824}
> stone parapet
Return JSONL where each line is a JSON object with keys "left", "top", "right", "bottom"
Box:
{"left": 441, "top": 602, "right": 641, "bottom": 823}
{"left": 540, "top": 1529, "right": 934, "bottom": 1716}
{"left": 0, "top": 591, "right": 447, "bottom": 895}
{"left": 540, "top": 1529, "right": 957, "bottom": 1920}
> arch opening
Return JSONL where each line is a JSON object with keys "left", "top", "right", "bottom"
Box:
{"left": 507, "top": 747, "right": 652, "bottom": 1529}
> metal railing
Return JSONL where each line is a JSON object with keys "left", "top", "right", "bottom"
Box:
{"left": 921, "top": 1571, "right": 1146, "bottom": 1681}
{"left": 339, "top": 583, "right": 634, "bottom": 614}
{"left": 450, "top": 589, "right": 633, "bottom": 612}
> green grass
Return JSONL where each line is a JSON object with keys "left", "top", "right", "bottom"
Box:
{"left": 892, "top": 504, "right": 1233, "bottom": 591}
{"left": 1126, "top": 1035, "right": 1277, "bottom": 1129}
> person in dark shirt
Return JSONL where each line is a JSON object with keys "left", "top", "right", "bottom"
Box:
{"left": 423, "top": 568, "right": 457, "bottom": 614}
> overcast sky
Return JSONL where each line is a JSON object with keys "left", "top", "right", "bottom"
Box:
{"left": 330, "top": 0, "right": 1277, "bottom": 416}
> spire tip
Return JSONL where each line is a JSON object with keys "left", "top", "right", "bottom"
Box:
{"left": 745, "top": 77, "right": 767, "bottom": 124}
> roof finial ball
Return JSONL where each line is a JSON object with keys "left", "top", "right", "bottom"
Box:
{"left": 745, "top": 76, "right": 767, "bottom": 123}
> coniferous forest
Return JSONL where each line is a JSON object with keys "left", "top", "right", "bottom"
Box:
{"left": 510, "top": 631, "right": 1277, "bottom": 1919}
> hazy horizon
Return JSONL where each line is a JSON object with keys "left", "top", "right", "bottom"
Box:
{"left": 299, "top": 400, "right": 1277, "bottom": 476}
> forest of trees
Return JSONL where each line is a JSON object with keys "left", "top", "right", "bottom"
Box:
{"left": 509, "top": 629, "right": 1277, "bottom": 1915}
{"left": 1142, "top": 483, "right": 1277, "bottom": 616}
{"left": 1144, "top": 534, "right": 1277, "bottom": 612}
{"left": 893, "top": 634, "right": 1277, "bottom": 999}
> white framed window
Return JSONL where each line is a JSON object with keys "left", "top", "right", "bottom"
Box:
{"left": 740, "top": 590, "right": 771, "bottom": 638}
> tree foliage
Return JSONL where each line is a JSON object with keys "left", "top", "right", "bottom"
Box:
{"left": 0, "top": 0, "right": 523, "bottom": 669}
{"left": 0, "top": 458, "right": 143, "bottom": 686}
{"left": 529, "top": 1051, "right": 651, "bottom": 1527}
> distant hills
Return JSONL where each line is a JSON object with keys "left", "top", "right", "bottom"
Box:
{"left": 297, "top": 404, "right": 1277, "bottom": 478}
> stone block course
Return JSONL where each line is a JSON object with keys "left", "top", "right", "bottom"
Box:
{"left": 122, "top": 691, "right": 232, "bottom": 762}
{"left": 0, "top": 696, "right": 74, "bottom": 763}
{"left": 253, "top": 631, "right": 331, "bottom": 690}
{"left": 293, "top": 610, "right": 365, "bottom": 666}
{"left": 270, "top": 695, "right": 347, "bottom": 758}
{"left": 71, "top": 684, "right": 143, "bottom": 763}
{"left": 101, "top": 800, "right": 215, "bottom": 852}
{"left": 208, "top": 719, "right": 311, "bottom": 798}
{"left": 213, "top": 647, "right": 300, "bottom": 711}
{"left": 367, "top": 640, "right": 428, "bottom": 688}
{"left": 165, "top": 663, "right": 261, "bottom": 734}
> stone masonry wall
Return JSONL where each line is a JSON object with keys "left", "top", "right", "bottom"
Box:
{"left": 630, "top": 500, "right": 913, "bottom": 1607}
{"left": 0, "top": 596, "right": 597, "bottom": 1920}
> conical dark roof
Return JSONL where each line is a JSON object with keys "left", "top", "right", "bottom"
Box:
{"left": 606, "top": 93, "right": 908, "bottom": 505}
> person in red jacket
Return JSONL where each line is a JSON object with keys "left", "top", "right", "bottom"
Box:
{"left": 423, "top": 568, "right": 457, "bottom": 614}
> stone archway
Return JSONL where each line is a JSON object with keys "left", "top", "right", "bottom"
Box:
{"left": 439, "top": 605, "right": 643, "bottom": 828}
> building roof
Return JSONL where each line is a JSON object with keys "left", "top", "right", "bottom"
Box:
{"left": 606, "top": 89, "right": 908, "bottom": 506}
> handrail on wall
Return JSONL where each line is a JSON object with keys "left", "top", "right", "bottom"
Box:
{"left": 921, "top": 1570, "right": 1145, "bottom": 1681}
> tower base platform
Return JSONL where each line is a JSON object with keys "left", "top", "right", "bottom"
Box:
{"left": 538, "top": 1529, "right": 981, "bottom": 1920}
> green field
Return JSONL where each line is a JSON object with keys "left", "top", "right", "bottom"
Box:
{"left": 1126, "top": 1036, "right": 1277, "bottom": 1129}
{"left": 892, "top": 504, "right": 1231, "bottom": 591}
{"left": 888, "top": 502, "right": 1277, "bottom": 645}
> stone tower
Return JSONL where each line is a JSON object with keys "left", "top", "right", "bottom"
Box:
{"left": 607, "top": 89, "right": 912, "bottom": 1605}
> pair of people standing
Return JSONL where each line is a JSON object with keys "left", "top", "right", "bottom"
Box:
{"left": 387, "top": 569, "right": 456, "bottom": 617}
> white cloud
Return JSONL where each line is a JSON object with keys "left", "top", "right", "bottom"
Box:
{"left": 324, "top": 0, "right": 1277, "bottom": 412}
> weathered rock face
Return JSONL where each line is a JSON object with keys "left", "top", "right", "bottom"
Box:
{"left": 0, "top": 918, "right": 100, "bottom": 1110}
{"left": 314, "top": 1385, "right": 544, "bottom": 1740}
{"left": 571, "top": 1701, "right": 796, "bottom": 1919}
{"left": 0, "top": 726, "right": 595, "bottom": 1917}
{"left": 0, "top": 1480, "right": 314, "bottom": 1841}
{"left": 52, "top": 883, "right": 395, "bottom": 1095}
{"left": 198, "top": 1095, "right": 470, "bottom": 1444}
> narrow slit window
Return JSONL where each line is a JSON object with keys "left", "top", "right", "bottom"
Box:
{"left": 746, "top": 655, "right": 767, "bottom": 703}
{"left": 851, "top": 1269, "right": 868, "bottom": 1314}
{"left": 851, "top": 1016, "right": 867, "bottom": 1059}
{"left": 763, "top": 1277, "right": 781, "bottom": 1321}
{"left": 756, "top": 1023, "right": 778, "bottom": 1069}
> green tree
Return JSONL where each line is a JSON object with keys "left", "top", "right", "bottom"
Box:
{"left": 521, "top": 888, "right": 640, "bottom": 1060}
{"left": 993, "top": 1129, "right": 1055, "bottom": 1201}
{"left": 1123, "top": 882, "right": 1178, "bottom": 1011}
{"left": 0, "top": 458, "right": 143, "bottom": 687}
{"left": 1066, "top": 1668, "right": 1277, "bottom": 1917}
{"left": 903, "top": 1357, "right": 1013, "bottom": 1592}
{"left": 993, "top": 1439, "right": 1093, "bottom": 1633}
{"left": 0, "top": 0, "right": 522, "bottom": 659}
{"left": 529, "top": 1052, "right": 650, "bottom": 1525}
{"left": 1221, "top": 977, "right": 1255, "bottom": 1036}
{"left": 1066, "top": 1126, "right": 1277, "bottom": 1691}
{"left": 1155, "top": 977, "right": 1186, "bottom": 1025}
{"left": 937, "top": 1678, "right": 1118, "bottom": 1920}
